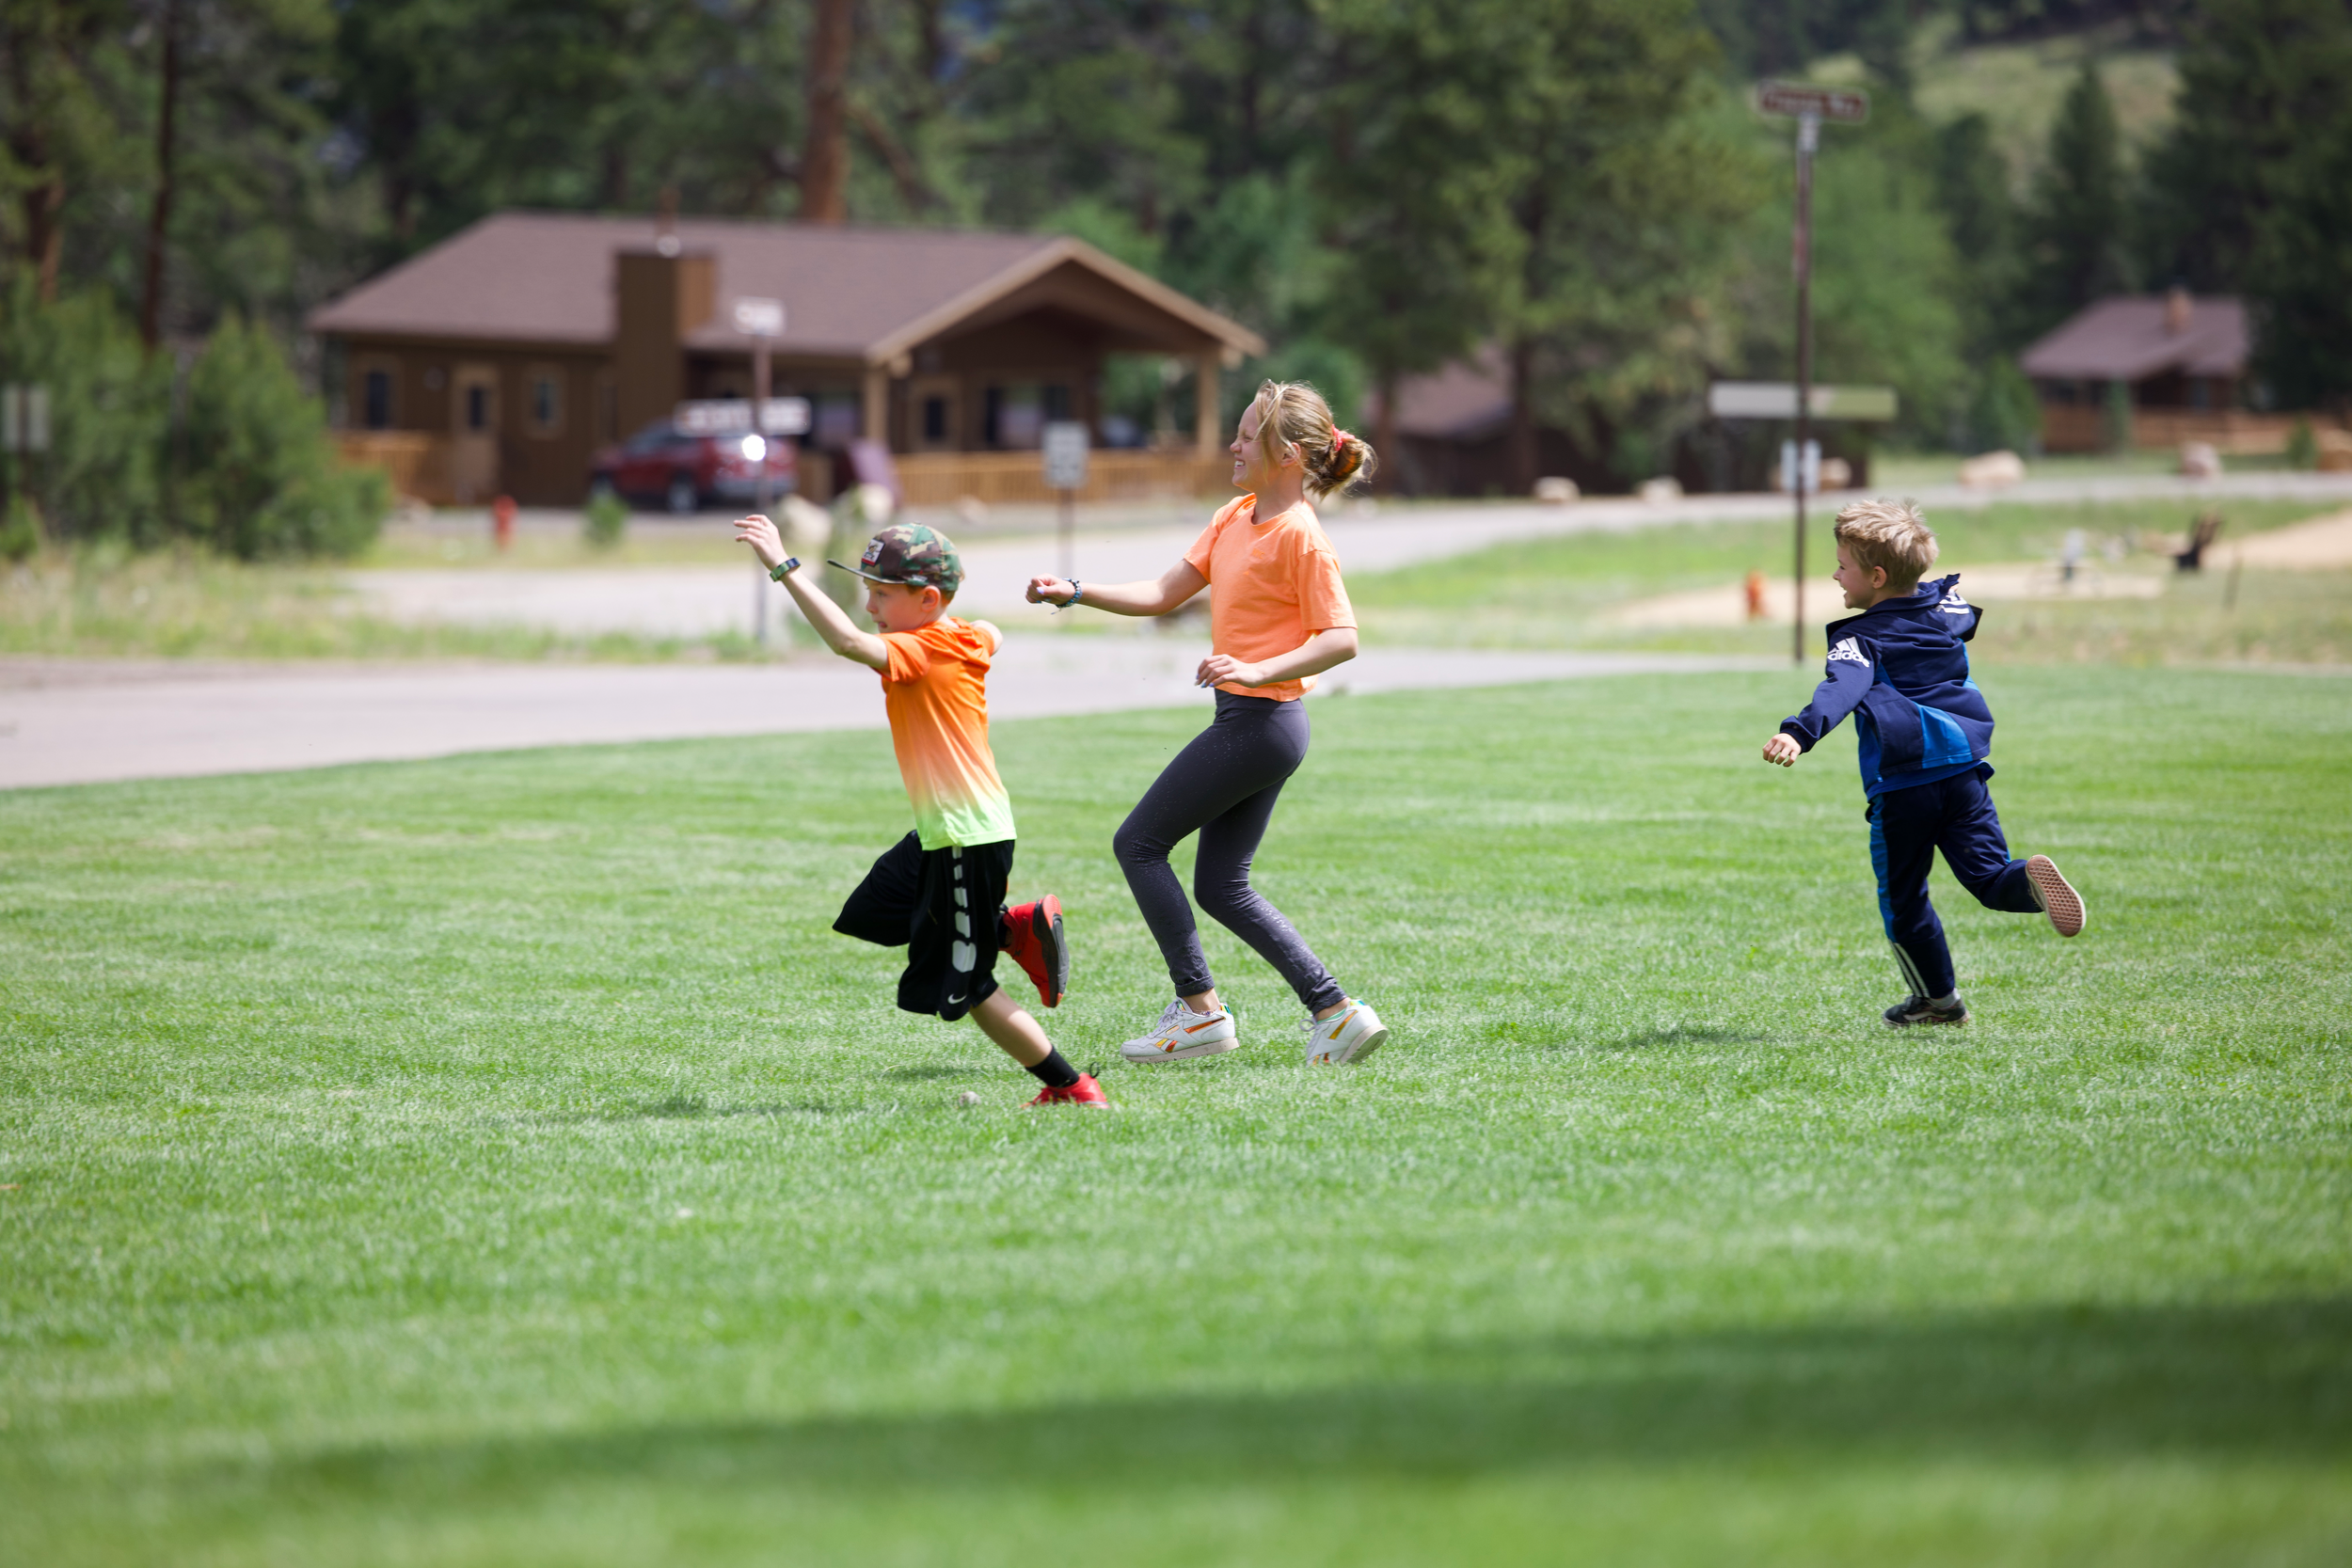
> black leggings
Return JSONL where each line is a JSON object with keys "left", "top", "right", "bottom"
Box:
{"left": 1112, "top": 690, "right": 1344, "bottom": 1014}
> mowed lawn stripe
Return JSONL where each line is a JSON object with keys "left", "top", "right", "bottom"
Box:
{"left": 2, "top": 668, "right": 2347, "bottom": 1565}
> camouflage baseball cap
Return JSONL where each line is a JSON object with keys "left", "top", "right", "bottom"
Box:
{"left": 829, "top": 523, "right": 962, "bottom": 595}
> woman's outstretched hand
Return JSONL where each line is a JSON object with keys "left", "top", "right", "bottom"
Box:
{"left": 1025, "top": 576, "right": 1076, "bottom": 607}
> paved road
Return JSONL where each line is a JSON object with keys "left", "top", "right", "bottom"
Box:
{"left": 0, "top": 643, "right": 1779, "bottom": 790}
{"left": 352, "top": 473, "right": 2352, "bottom": 640}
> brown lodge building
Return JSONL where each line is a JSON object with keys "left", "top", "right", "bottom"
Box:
{"left": 2015, "top": 289, "right": 2342, "bottom": 454}
{"left": 308, "top": 212, "right": 1264, "bottom": 506}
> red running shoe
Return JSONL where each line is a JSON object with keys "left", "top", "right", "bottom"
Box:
{"left": 1000, "top": 895, "right": 1071, "bottom": 1008}
{"left": 1026, "top": 1072, "right": 1108, "bottom": 1108}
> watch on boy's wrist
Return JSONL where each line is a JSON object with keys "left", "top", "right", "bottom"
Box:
{"left": 770, "top": 557, "right": 800, "bottom": 581}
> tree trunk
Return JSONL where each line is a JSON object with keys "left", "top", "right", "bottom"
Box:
{"left": 6, "top": 24, "right": 63, "bottom": 302}
{"left": 24, "top": 178, "right": 61, "bottom": 301}
{"left": 1374, "top": 368, "right": 1401, "bottom": 497}
{"left": 800, "top": 0, "right": 853, "bottom": 224}
{"left": 140, "top": 0, "right": 183, "bottom": 352}
{"left": 1507, "top": 334, "right": 1537, "bottom": 497}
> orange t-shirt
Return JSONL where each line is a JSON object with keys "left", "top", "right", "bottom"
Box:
{"left": 1183, "top": 494, "right": 1356, "bottom": 701}
{"left": 878, "top": 617, "right": 1017, "bottom": 849}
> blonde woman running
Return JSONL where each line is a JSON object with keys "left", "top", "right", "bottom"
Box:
{"left": 1025, "top": 381, "right": 1389, "bottom": 1068}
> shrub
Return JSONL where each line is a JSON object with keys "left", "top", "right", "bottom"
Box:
{"left": 180, "top": 315, "right": 387, "bottom": 560}
{"left": 583, "top": 487, "right": 628, "bottom": 547}
{"left": 0, "top": 279, "right": 170, "bottom": 546}
{"left": 1, "top": 494, "right": 40, "bottom": 561}
{"left": 2285, "top": 419, "right": 2317, "bottom": 471}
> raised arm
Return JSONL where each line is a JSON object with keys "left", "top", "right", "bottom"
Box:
{"left": 1025, "top": 559, "right": 1207, "bottom": 618}
{"left": 735, "top": 514, "right": 889, "bottom": 671}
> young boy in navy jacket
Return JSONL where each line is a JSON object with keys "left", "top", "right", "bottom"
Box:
{"left": 1762, "top": 499, "right": 2086, "bottom": 1025}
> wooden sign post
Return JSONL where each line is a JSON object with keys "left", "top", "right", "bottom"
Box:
{"left": 1042, "top": 420, "right": 1089, "bottom": 579}
{"left": 1756, "top": 83, "right": 1868, "bottom": 662}
{"left": 734, "top": 297, "right": 786, "bottom": 644}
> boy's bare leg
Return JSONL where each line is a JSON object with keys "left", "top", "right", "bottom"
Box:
{"left": 970, "top": 988, "right": 1050, "bottom": 1068}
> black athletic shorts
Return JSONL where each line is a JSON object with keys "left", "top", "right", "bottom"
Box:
{"left": 833, "top": 832, "right": 1012, "bottom": 1022}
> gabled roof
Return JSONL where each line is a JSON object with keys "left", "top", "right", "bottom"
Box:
{"left": 1363, "top": 345, "right": 1514, "bottom": 441}
{"left": 2019, "top": 294, "right": 2248, "bottom": 382}
{"left": 306, "top": 212, "right": 1263, "bottom": 362}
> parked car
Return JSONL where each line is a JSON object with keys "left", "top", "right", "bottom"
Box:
{"left": 589, "top": 420, "right": 798, "bottom": 515}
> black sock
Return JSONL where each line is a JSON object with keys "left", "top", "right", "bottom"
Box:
{"left": 1025, "top": 1048, "right": 1080, "bottom": 1088}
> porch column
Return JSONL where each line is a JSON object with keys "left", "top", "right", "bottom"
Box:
{"left": 863, "top": 365, "right": 891, "bottom": 451}
{"left": 1195, "top": 351, "right": 1222, "bottom": 456}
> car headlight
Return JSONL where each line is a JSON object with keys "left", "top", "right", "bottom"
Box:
{"left": 739, "top": 434, "right": 767, "bottom": 462}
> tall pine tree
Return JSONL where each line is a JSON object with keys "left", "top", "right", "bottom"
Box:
{"left": 2016, "top": 58, "right": 2134, "bottom": 340}
{"left": 2145, "top": 0, "right": 2352, "bottom": 409}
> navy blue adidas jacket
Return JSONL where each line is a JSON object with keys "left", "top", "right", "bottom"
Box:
{"left": 1780, "top": 573, "right": 1994, "bottom": 799}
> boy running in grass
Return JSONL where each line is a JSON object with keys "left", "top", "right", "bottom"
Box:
{"left": 1762, "top": 499, "right": 2087, "bottom": 1026}
{"left": 733, "top": 515, "right": 1104, "bottom": 1106}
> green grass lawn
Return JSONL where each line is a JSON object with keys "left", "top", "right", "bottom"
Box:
{"left": 1349, "top": 497, "right": 2351, "bottom": 664}
{"left": 5, "top": 668, "right": 2350, "bottom": 1564}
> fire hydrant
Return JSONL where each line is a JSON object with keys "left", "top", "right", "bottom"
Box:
{"left": 492, "top": 494, "right": 517, "bottom": 552}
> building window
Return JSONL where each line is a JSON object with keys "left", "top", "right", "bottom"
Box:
{"left": 987, "top": 383, "right": 1042, "bottom": 449}
{"left": 528, "top": 369, "right": 564, "bottom": 436}
{"left": 362, "top": 367, "right": 394, "bottom": 429}
{"left": 1043, "top": 383, "right": 1073, "bottom": 421}
{"left": 923, "top": 395, "right": 950, "bottom": 442}
{"left": 466, "top": 384, "right": 492, "bottom": 433}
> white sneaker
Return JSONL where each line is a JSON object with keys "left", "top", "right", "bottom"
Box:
{"left": 1119, "top": 998, "right": 1239, "bottom": 1063}
{"left": 1301, "top": 999, "right": 1388, "bottom": 1066}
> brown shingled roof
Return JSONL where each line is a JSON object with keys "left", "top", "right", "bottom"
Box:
{"left": 306, "top": 211, "right": 1264, "bottom": 361}
{"left": 2019, "top": 294, "right": 2248, "bottom": 382}
{"left": 1363, "top": 344, "right": 1515, "bottom": 440}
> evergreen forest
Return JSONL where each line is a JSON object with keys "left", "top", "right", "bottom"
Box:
{"left": 2, "top": 0, "right": 2347, "bottom": 544}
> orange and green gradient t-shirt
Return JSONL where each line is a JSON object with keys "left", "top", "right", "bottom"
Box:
{"left": 879, "top": 617, "right": 1017, "bottom": 849}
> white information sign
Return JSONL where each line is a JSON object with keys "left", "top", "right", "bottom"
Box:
{"left": 675, "top": 397, "right": 811, "bottom": 436}
{"left": 1041, "top": 420, "right": 1089, "bottom": 490}
{"left": 1708, "top": 382, "right": 1897, "bottom": 421}
{"left": 732, "top": 297, "right": 786, "bottom": 337}
{"left": 2, "top": 384, "right": 51, "bottom": 452}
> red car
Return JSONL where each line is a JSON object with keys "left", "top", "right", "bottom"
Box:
{"left": 589, "top": 420, "right": 798, "bottom": 515}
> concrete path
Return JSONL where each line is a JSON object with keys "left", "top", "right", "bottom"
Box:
{"left": 0, "top": 643, "right": 1777, "bottom": 790}
{"left": 350, "top": 473, "right": 2352, "bottom": 641}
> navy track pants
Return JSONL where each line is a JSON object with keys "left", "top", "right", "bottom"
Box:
{"left": 1867, "top": 768, "right": 2042, "bottom": 999}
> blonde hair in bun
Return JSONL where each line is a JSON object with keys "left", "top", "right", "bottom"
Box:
{"left": 1249, "top": 379, "right": 1377, "bottom": 500}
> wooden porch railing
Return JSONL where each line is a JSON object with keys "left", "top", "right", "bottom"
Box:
{"left": 894, "top": 449, "right": 1230, "bottom": 507}
{"left": 2040, "top": 404, "right": 2346, "bottom": 456}
{"left": 335, "top": 431, "right": 453, "bottom": 505}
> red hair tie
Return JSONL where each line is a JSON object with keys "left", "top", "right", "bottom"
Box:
{"left": 1331, "top": 430, "right": 1353, "bottom": 452}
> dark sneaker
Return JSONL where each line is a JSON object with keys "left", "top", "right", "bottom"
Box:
{"left": 2024, "top": 854, "right": 2086, "bottom": 938}
{"left": 1884, "top": 994, "right": 1970, "bottom": 1027}
{"left": 1025, "top": 1072, "right": 1108, "bottom": 1108}
{"left": 1000, "top": 895, "right": 1070, "bottom": 1008}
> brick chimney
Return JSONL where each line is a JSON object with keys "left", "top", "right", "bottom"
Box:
{"left": 2164, "top": 286, "right": 2193, "bottom": 337}
{"left": 613, "top": 244, "right": 716, "bottom": 441}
